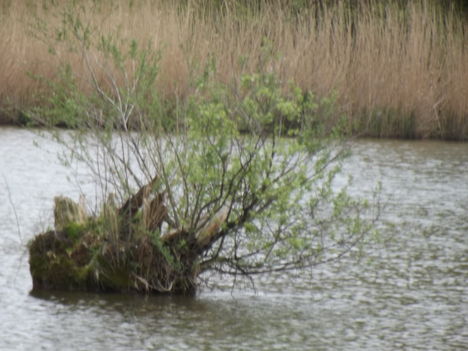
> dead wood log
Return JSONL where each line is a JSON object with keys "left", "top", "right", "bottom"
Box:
{"left": 117, "top": 176, "right": 159, "bottom": 239}
{"left": 118, "top": 176, "right": 159, "bottom": 218}
{"left": 143, "top": 191, "right": 168, "bottom": 232}
{"left": 53, "top": 196, "right": 88, "bottom": 231}
{"left": 195, "top": 206, "right": 229, "bottom": 248}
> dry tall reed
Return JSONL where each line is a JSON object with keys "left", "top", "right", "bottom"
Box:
{"left": 0, "top": 0, "right": 466, "bottom": 139}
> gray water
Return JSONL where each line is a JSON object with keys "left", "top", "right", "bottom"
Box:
{"left": 0, "top": 127, "right": 467, "bottom": 351}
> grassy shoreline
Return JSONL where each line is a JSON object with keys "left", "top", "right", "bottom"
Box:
{"left": 0, "top": 0, "right": 467, "bottom": 140}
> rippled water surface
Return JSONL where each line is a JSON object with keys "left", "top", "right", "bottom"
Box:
{"left": 1, "top": 128, "right": 467, "bottom": 350}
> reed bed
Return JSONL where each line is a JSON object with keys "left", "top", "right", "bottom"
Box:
{"left": 0, "top": 0, "right": 466, "bottom": 139}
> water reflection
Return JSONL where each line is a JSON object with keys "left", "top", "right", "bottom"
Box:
{"left": 27, "top": 290, "right": 324, "bottom": 351}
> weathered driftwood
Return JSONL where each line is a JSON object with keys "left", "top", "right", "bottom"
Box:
{"left": 195, "top": 205, "right": 229, "bottom": 248}
{"left": 53, "top": 195, "right": 87, "bottom": 231}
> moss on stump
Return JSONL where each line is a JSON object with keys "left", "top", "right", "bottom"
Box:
{"left": 29, "top": 229, "right": 95, "bottom": 290}
{"left": 29, "top": 227, "right": 199, "bottom": 295}
{"left": 28, "top": 177, "right": 230, "bottom": 295}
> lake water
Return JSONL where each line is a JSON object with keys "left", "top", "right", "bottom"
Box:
{"left": 1, "top": 127, "right": 467, "bottom": 350}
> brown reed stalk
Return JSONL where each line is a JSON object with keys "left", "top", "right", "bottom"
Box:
{"left": 0, "top": 0, "right": 466, "bottom": 139}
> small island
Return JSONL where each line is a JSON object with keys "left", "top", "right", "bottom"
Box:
{"left": 29, "top": 179, "right": 226, "bottom": 295}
